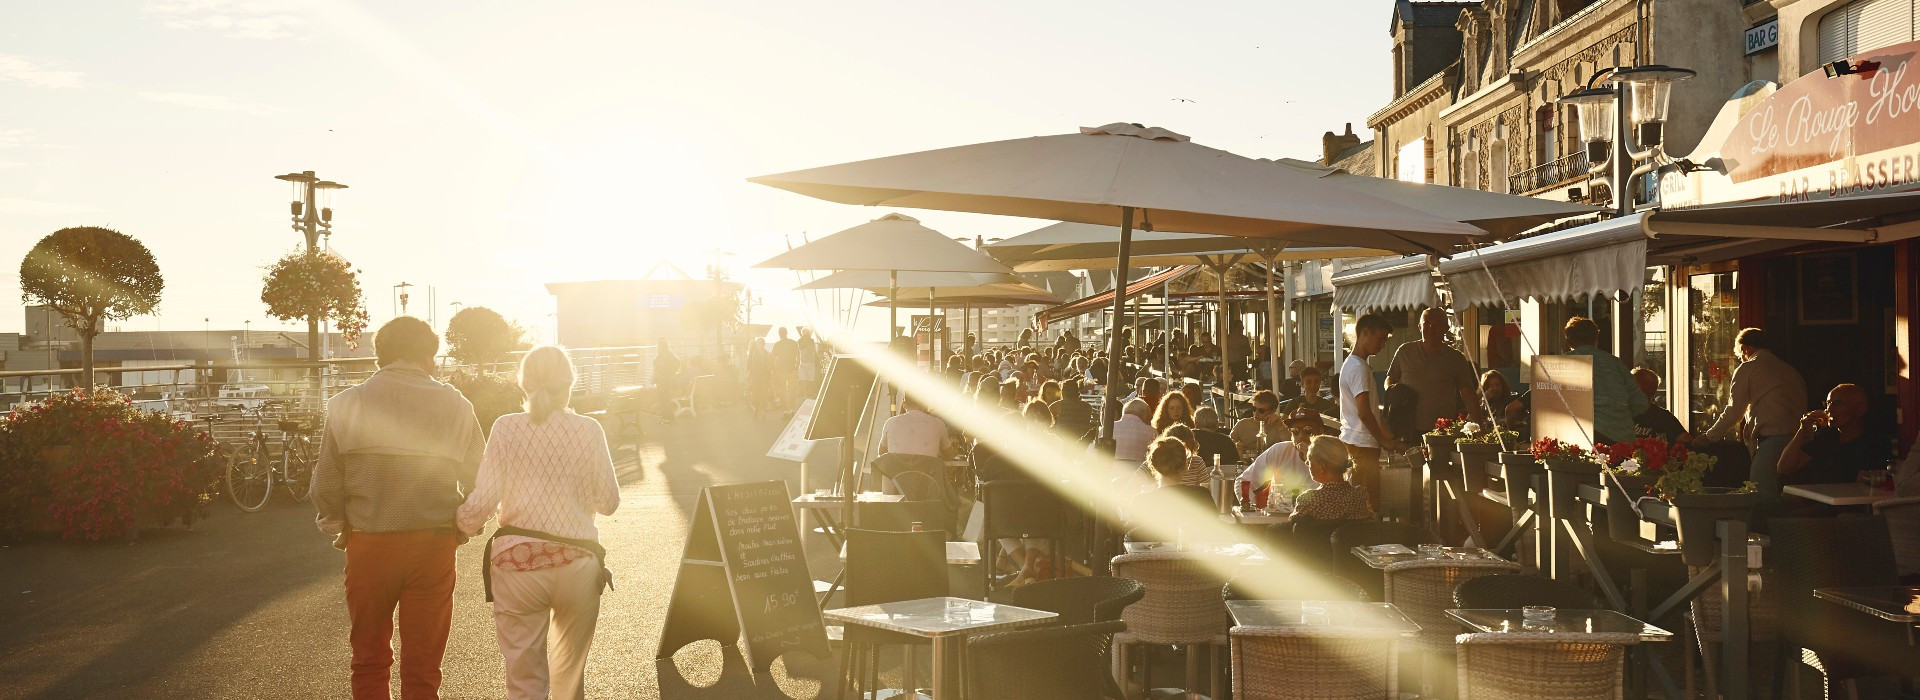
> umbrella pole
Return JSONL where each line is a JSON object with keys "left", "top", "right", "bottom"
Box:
{"left": 1162, "top": 280, "right": 1171, "bottom": 376}
{"left": 1265, "top": 253, "right": 1281, "bottom": 394}
{"left": 1098, "top": 206, "right": 1135, "bottom": 451}
{"left": 1217, "top": 262, "right": 1230, "bottom": 413}
{"left": 929, "top": 287, "right": 938, "bottom": 371}
{"left": 889, "top": 270, "right": 899, "bottom": 345}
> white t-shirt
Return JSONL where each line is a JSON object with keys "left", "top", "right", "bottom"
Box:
{"left": 881, "top": 409, "right": 947, "bottom": 458}
{"left": 1239, "top": 440, "right": 1311, "bottom": 491}
{"left": 1338, "top": 354, "right": 1380, "bottom": 448}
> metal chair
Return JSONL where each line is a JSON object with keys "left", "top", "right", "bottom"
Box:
{"left": 1454, "top": 631, "right": 1640, "bottom": 699}
{"left": 840, "top": 528, "right": 947, "bottom": 699}
{"left": 1230, "top": 626, "right": 1405, "bottom": 699}
{"left": 1004, "top": 576, "right": 1145, "bottom": 626}
{"left": 965, "top": 620, "right": 1129, "bottom": 700}
{"left": 1451, "top": 574, "right": 1599, "bottom": 610}
{"left": 1109, "top": 551, "right": 1235, "bottom": 700}
{"left": 980, "top": 480, "right": 1066, "bottom": 594}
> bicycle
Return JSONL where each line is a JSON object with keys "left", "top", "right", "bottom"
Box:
{"left": 221, "top": 401, "right": 312, "bottom": 513}
{"left": 276, "top": 414, "right": 320, "bottom": 505}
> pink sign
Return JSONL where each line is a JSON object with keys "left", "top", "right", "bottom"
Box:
{"left": 1720, "top": 42, "right": 1920, "bottom": 193}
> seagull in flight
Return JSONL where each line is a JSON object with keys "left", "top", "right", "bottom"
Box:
{"left": 1171, "top": 98, "right": 1195, "bottom": 103}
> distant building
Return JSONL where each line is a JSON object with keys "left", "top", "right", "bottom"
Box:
{"left": 545, "top": 271, "right": 748, "bottom": 351}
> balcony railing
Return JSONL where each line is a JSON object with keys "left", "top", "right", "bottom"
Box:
{"left": 1509, "top": 151, "right": 1591, "bottom": 196}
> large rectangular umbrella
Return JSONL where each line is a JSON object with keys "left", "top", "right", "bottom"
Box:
{"left": 750, "top": 122, "right": 1489, "bottom": 448}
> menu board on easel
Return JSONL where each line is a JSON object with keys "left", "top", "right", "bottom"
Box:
{"left": 1530, "top": 354, "right": 1595, "bottom": 448}
{"left": 656, "top": 481, "right": 829, "bottom": 679}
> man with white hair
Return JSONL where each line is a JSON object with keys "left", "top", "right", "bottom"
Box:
{"left": 1112, "top": 398, "right": 1156, "bottom": 463}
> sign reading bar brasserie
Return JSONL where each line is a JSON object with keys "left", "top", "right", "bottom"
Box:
{"left": 1663, "top": 41, "right": 1920, "bottom": 208}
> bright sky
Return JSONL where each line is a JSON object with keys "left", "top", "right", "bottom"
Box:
{"left": 0, "top": 0, "right": 1393, "bottom": 341}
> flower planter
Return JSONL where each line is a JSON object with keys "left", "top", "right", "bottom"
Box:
{"left": 1602, "top": 473, "right": 1655, "bottom": 541}
{"left": 1423, "top": 434, "right": 1460, "bottom": 482}
{"left": 1456, "top": 442, "right": 1501, "bottom": 493}
{"left": 1543, "top": 456, "right": 1601, "bottom": 518}
{"left": 1497, "top": 452, "right": 1540, "bottom": 514}
{"left": 1670, "top": 489, "right": 1759, "bottom": 566}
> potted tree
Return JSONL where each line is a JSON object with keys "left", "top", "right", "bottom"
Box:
{"left": 18, "top": 227, "right": 165, "bottom": 387}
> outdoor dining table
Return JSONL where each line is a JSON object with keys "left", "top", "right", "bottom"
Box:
{"left": 1446, "top": 608, "right": 1674, "bottom": 641}
{"left": 1783, "top": 483, "right": 1899, "bottom": 507}
{"left": 1223, "top": 507, "right": 1291, "bottom": 526}
{"left": 1124, "top": 541, "right": 1267, "bottom": 560}
{"left": 1227, "top": 599, "right": 1422, "bottom": 634}
{"left": 1814, "top": 586, "right": 1920, "bottom": 644}
{"left": 823, "top": 596, "right": 1057, "bottom": 700}
{"left": 789, "top": 491, "right": 904, "bottom": 549}
{"left": 1351, "top": 544, "right": 1509, "bottom": 569}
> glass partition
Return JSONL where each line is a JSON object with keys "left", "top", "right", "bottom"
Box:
{"left": 1687, "top": 271, "right": 1740, "bottom": 431}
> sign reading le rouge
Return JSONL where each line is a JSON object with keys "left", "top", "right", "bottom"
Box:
{"left": 1720, "top": 42, "right": 1920, "bottom": 197}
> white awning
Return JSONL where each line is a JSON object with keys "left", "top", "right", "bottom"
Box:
{"left": 1439, "top": 214, "right": 1648, "bottom": 307}
{"left": 1331, "top": 255, "right": 1437, "bottom": 312}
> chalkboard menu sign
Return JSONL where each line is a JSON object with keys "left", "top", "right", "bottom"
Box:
{"left": 657, "top": 480, "right": 829, "bottom": 678}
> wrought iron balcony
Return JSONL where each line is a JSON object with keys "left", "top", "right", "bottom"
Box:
{"left": 1509, "top": 151, "right": 1591, "bottom": 196}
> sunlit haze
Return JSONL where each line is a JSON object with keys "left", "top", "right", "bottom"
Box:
{"left": 0, "top": 1, "right": 1390, "bottom": 338}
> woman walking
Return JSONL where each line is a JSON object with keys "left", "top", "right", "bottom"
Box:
{"left": 458, "top": 346, "right": 621, "bottom": 700}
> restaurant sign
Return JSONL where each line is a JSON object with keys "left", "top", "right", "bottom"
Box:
{"left": 1661, "top": 41, "right": 1920, "bottom": 208}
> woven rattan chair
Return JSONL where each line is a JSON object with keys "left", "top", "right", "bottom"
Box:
{"left": 1871, "top": 496, "right": 1920, "bottom": 582}
{"left": 1332, "top": 521, "right": 1441, "bottom": 601}
{"left": 1230, "top": 626, "right": 1406, "bottom": 699}
{"left": 1768, "top": 516, "right": 1920, "bottom": 696}
{"left": 1006, "top": 576, "right": 1145, "bottom": 626}
{"left": 965, "top": 620, "right": 1128, "bottom": 699}
{"left": 1451, "top": 574, "right": 1598, "bottom": 610}
{"left": 1382, "top": 557, "right": 1522, "bottom": 694}
{"left": 1110, "top": 551, "right": 1235, "bottom": 699}
{"left": 1454, "top": 631, "right": 1640, "bottom": 699}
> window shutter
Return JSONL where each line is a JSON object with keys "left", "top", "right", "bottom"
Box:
{"left": 1819, "top": 0, "right": 1918, "bottom": 65}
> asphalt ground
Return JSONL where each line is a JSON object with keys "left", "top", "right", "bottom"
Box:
{"left": 0, "top": 404, "right": 847, "bottom": 699}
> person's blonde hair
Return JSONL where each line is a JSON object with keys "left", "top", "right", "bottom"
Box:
{"left": 519, "top": 345, "right": 576, "bottom": 424}
{"left": 1306, "top": 435, "right": 1350, "bottom": 474}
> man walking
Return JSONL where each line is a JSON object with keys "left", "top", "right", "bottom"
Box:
{"left": 1386, "top": 307, "right": 1480, "bottom": 431}
{"left": 311, "top": 317, "right": 486, "bottom": 700}
{"left": 1693, "top": 328, "right": 1806, "bottom": 500}
{"left": 771, "top": 327, "right": 798, "bottom": 408}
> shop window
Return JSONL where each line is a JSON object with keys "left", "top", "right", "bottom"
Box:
{"left": 1640, "top": 267, "right": 1669, "bottom": 389}
{"left": 1687, "top": 271, "right": 1740, "bottom": 431}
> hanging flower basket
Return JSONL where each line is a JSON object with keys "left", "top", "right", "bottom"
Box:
{"left": 1671, "top": 489, "right": 1759, "bottom": 566}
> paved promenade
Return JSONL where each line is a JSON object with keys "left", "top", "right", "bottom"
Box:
{"left": 0, "top": 405, "right": 838, "bottom": 699}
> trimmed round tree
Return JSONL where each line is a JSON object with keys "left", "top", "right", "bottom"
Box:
{"left": 19, "top": 227, "right": 165, "bottom": 387}
{"left": 260, "top": 249, "right": 369, "bottom": 355}
{"left": 445, "top": 306, "right": 530, "bottom": 367}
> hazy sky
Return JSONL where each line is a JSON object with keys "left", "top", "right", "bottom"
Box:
{"left": 0, "top": 1, "right": 1394, "bottom": 340}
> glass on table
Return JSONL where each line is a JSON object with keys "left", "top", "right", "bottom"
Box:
{"left": 1416, "top": 544, "right": 1446, "bottom": 558}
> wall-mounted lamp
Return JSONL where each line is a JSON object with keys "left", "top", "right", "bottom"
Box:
{"left": 1823, "top": 59, "right": 1881, "bottom": 78}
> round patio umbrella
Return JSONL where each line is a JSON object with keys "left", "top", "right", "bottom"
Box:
{"left": 795, "top": 269, "right": 1054, "bottom": 367}
{"left": 750, "top": 122, "right": 1488, "bottom": 447}
{"left": 756, "top": 213, "right": 1012, "bottom": 345}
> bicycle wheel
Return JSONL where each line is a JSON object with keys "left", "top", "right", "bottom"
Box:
{"left": 225, "top": 439, "right": 273, "bottom": 512}
{"left": 282, "top": 438, "right": 315, "bottom": 503}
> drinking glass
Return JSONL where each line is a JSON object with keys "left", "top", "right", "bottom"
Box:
{"left": 1417, "top": 544, "right": 1445, "bottom": 558}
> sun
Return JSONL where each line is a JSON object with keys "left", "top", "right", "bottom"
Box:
{"left": 527, "top": 135, "right": 741, "bottom": 282}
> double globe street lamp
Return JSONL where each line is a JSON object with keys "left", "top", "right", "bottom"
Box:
{"left": 272, "top": 171, "right": 349, "bottom": 372}
{"left": 1559, "top": 64, "right": 1695, "bottom": 216}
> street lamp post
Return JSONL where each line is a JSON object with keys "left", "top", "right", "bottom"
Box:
{"left": 1559, "top": 65, "right": 1695, "bottom": 216}
{"left": 273, "top": 171, "right": 348, "bottom": 361}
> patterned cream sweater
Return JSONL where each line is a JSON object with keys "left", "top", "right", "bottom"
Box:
{"left": 456, "top": 411, "right": 621, "bottom": 559}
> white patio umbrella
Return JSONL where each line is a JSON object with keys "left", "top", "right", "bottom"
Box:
{"left": 756, "top": 213, "right": 1013, "bottom": 345}
{"left": 750, "top": 122, "right": 1488, "bottom": 446}
{"left": 795, "top": 269, "right": 1055, "bottom": 367}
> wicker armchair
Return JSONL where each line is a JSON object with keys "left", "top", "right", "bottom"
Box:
{"left": 1005, "top": 576, "right": 1145, "bottom": 626}
{"left": 966, "top": 620, "right": 1129, "bottom": 700}
{"left": 1382, "top": 557, "right": 1522, "bottom": 693}
{"left": 1230, "top": 626, "right": 1406, "bottom": 700}
{"left": 1332, "top": 521, "right": 1442, "bottom": 601}
{"left": 1872, "top": 496, "right": 1920, "bottom": 581}
{"left": 1452, "top": 574, "right": 1598, "bottom": 610}
{"left": 1454, "top": 631, "right": 1640, "bottom": 699}
{"left": 1109, "top": 551, "right": 1236, "bottom": 699}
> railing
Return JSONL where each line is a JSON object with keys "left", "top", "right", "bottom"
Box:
{"left": 1509, "top": 151, "right": 1591, "bottom": 196}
